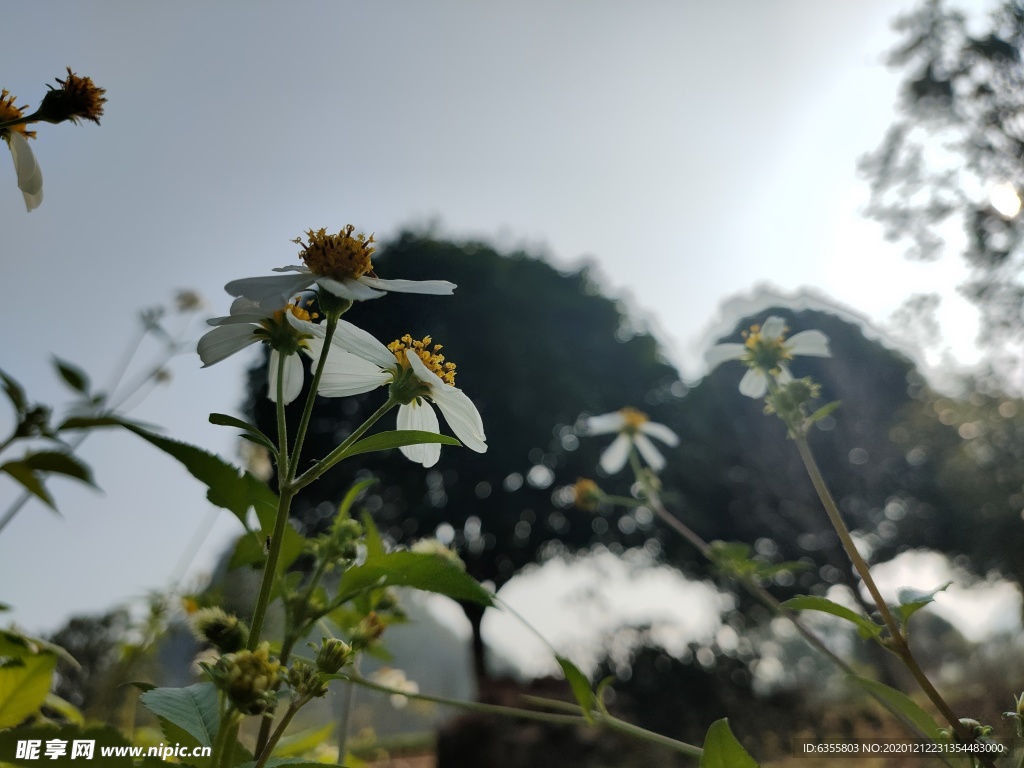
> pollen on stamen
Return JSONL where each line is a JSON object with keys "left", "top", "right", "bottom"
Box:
{"left": 286, "top": 298, "right": 319, "bottom": 324}
{"left": 293, "top": 225, "right": 376, "bottom": 282}
{"left": 387, "top": 334, "right": 457, "bottom": 385}
{"left": 0, "top": 90, "right": 36, "bottom": 139}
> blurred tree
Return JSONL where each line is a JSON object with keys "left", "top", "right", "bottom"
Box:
{"left": 860, "top": 0, "right": 1024, "bottom": 345}
{"left": 244, "top": 230, "right": 684, "bottom": 680}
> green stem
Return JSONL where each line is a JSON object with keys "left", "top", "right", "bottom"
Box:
{"left": 288, "top": 316, "right": 338, "bottom": 481}
{"left": 255, "top": 703, "right": 301, "bottom": 768}
{"left": 291, "top": 396, "right": 398, "bottom": 491}
{"left": 792, "top": 432, "right": 988, "bottom": 759}
{"left": 336, "top": 658, "right": 361, "bottom": 764}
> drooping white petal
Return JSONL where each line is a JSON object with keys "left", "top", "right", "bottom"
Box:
{"left": 583, "top": 411, "right": 628, "bottom": 435}
{"left": 633, "top": 434, "right": 667, "bottom": 472}
{"left": 308, "top": 337, "right": 392, "bottom": 396}
{"left": 761, "top": 316, "right": 787, "bottom": 340}
{"left": 197, "top": 324, "right": 259, "bottom": 366}
{"left": 738, "top": 368, "right": 769, "bottom": 398}
{"left": 405, "top": 350, "right": 486, "bottom": 452}
{"left": 330, "top": 320, "right": 399, "bottom": 369}
{"left": 7, "top": 131, "right": 42, "bottom": 212}
{"left": 640, "top": 421, "right": 679, "bottom": 446}
{"left": 316, "top": 276, "right": 385, "bottom": 301}
{"left": 787, "top": 330, "right": 830, "bottom": 358}
{"left": 224, "top": 271, "right": 314, "bottom": 303}
{"left": 358, "top": 277, "right": 457, "bottom": 296}
{"left": 268, "top": 350, "right": 304, "bottom": 405}
{"left": 599, "top": 433, "right": 632, "bottom": 474}
{"left": 704, "top": 343, "right": 747, "bottom": 371}
{"left": 397, "top": 401, "right": 442, "bottom": 467}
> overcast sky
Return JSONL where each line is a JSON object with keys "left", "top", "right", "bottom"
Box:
{"left": 1, "top": 2, "right": 1002, "bottom": 650}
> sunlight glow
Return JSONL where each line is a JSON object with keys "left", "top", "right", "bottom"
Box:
{"left": 990, "top": 182, "right": 1021, "bottom": 218}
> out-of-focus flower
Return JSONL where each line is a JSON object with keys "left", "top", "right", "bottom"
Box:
{"left": 371, "top": 667, "right": 419, "bottom": 709}
{"left": 197, "top": 295, "right": 319, "bottom": 404}
{"left": 291, "top": 317, "right": 486, "bottom": 467}
{"left": 34, "top": 68, "right": 106, "bottom": 125}
{"left": 583, "top": 407, "right": 678, "bottom": 474}
{"left": 571, "top": 478, "right": 605, "bottom": 511}
{"left": 704, "top": 316, "right": 830, "bottom": 399}
{"left": 1, "top": 90, "right": 42, "bottom": 211}
{"left": 224, "top": 225, "right": 456, "bottom": 305}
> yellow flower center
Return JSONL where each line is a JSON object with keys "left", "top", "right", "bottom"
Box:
{"left": 742, "top": 323, "right": 792, "bottom": 372}
{"left": 0, "top": 90, "right": 36, "bottom": 139}
{"left": 619, "top": 406, "right": 649, "bottom": 435}
{"left": 294, "top": 225, "right": 376, "bottom": 282}
{"left": 388, "top": 334, "right": 456, "bottom": 385}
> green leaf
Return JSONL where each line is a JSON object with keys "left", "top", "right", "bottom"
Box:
{"left": 782, "top": 595, "right": 884, "bottom": 640}
{"left": 237, "top": 759, "right": 338, "bottom": 768}
{"left": 339, "top": 478, "right": 377, "bottom": 519}
{"left": 272, "top": 722, "right": 336, "bottom": 757}
{"left": 0, "top": 369, "right": 27, "bottom": 414}
{"left": 228, "top": 527, "right": 304, "bottom": 574}
{"left": 209, "top": 413, "right": 278, "bottom": 456}
{"left": 52, "top": 357, "right": 90, "bottom": 394}
{"left": 556, "top": 655, "right": 596, "bottom": 723}
{"left": 361, "top": 512, "right": 385, "bottom": 558}
{"left": 699, "top": 719, "right": 759, "bottom": 768}
{"left": 57, "top": 414, "right": 149, "bottom": 431}
{"left": 848, "top": 675, "right": 943, "bottom": 740}
{"left": 0, "top": 649, "right": 56, "bottom": 727}
{"left": 0, "top": 461, "right": 55, "bottom": 511}
{"left": 20, "top": 450, "right": 95, "bottom": 487}
{"left": 338, "top": 550, "right": 493, "bottom": 606}
{"left": 123, "top": 423, "right": 278, "bottom": 528}
{"left": 42, "top": 693, "right": 84, "bottom": 725}
{"left": 0, "top": 724, "right": 131, "bottom": 766}
{"left": 333, "top": 429, "right": 460, "bottom": 461}
{"left": 139, "top": 682, "right": 220, "bottom": 748}
{"left": 808, "top": 400, "right": 842, "bottom": 424}
{"left": 895, "top": 582, "right": 952, "bottom": 626}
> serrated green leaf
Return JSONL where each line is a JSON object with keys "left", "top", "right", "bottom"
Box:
{"left": 57, "top": 414, "right": 144, "bottom": 431}
{"left": 782, "top": 595, "right": 884, "bottom": 640}
{"left": 139, "top": 682, "right": 220, "bottom": 748}
{"left": 699, "top": 718, "right": 758, "bottom": 768}
{"left": 0, "top": 369, "right": 27, "bottom": 414}
{"left": 52, "top": 357, "right": 90, "bottom": 394}
{"left": 896, "top": 582, "right": 952, "bottom": 626}
{"left": 848, "top": 675, "right": 942, "bottom": 740}
{"left": 210, "top": 413, "right": 278, "bottom": 456}
{"left": 0, "top": 461, "right": 56, "bottom": 511}
{"left": 0, "top": 649, "right": 56, "bottom": 727}
{"left": 334, "top": 430, "right": 460, "bottom": 461}
{"left": 556, "top": 655, "right": 596, "bottom": 723}
{"left": 123, "top": 424, "right": 278, "bottom": 528}
{"left": 337, "top": 550, "right": 492, "bottom": 606}
{"left": 20, "top": 451, "right": 95, "bottom": 486}
{"left": 0, "top": 724, "right": 131, "bottom": 766}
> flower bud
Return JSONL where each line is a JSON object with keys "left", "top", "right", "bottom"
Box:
{"left": 191, "top": 608, "right": 249, "bottom": 653}
{"left": 351, "top": 612, "right": 386, "bottom": 649}
{"left": 571, "top": 478, "right": 604, "bottom": 512}
{"left": 288, "top": 660, "right": 328, "bottom": 701}
{"left": 205, "top": 642, "right": 281, "bottom": 715}
{"left": 314, "top": 637, "right": 353, "bottom": 674}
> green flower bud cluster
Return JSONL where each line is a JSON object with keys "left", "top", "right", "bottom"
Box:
{"left": 191, "top": 608, "right": 249, "bottom": 653}
{"left": 313, "top": 637, "right": 353, "bottom": 674}
{"left": 204, "top": 642, "right": 282, "bottom": 715}
{"left": 313, "top": 517, "right": 363, "bottom": 567}
{"left": 287, "top": 660, "right": 328, "bottom": 703}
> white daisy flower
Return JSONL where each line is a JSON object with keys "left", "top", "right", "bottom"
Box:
{"left": 197, "top": 295, "right": 319, "bottom": 405}
{"left": 583, "top": 407, "right": 679, "bottom": 474}
{"left": 291, "top": 316, "right": 486, "bottom": 468}
{"left": 224, "top": 225, "right": 455, "bottom": 305}
{"left": 1, "top": 90, "right": 42, "bottom": 212}
{"left": 704, "top": 315, "right": 830, "bottom": 398}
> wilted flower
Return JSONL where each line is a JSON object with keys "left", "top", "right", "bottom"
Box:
{"left": 34, "top": 68, "right": 106, "bottom": 125}
{"left": 224, "top": 225, "right": 456, "bottom": 305}
{"left": 1, "top": 90, "right": 42, "bottom": 211}
{"left": 291, "top": 317, "right": 487, "bottom": 467}
{"left": 197, "top": 295, "right": 319, "bottom": 404}
{"left": 583, "top": 407, "right": 678, "bottom": 474}
{"left": 705, "top": 316, "right": 830, "bottom": 398}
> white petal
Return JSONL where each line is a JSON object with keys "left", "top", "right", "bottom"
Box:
{"left": 776, "top": 365, "right": 793, "bottom": 385}
{"left": 331, "top": 320, "right": 397, "bottom": 369}
{"left": 599, "top": 434, "right": 632, "bottom": 474}
{"left": 761, "top": 316, "right": 787, "bottom": 340}
{"left": 406, "top": 350, "right": 487, "bottom": 452}
{"left": 7, "top": 131, "right": 43, "bottom": 211}
{"left": 397, "top": 402, "right": 442, "bottom": 467}
{"left": 197, "top": 324, "right": 259, "bottom": 366}
{"left": 704, "top": 343, "right": 746, "bottom": 371}
{"left": 583, "top": 411, "right": 627, "bottom": 435}
{"left": 281, "top": 352, "right": 305, "bottom": 405}
{"left": 358, "top": 277, "right": 457, "bottom": 295}
{"left": 224, "top": 271, "right": 313, "bottom": 304}
{"left": 317, "top": 276, "right": 385, "bottom": 301}
{"left": 640, "top": 421, "right": 679, "bottom": 446}
{"left": 738, "top": 368, "right": 768, "bottom": 398}
{"left": 271, "top": 265, "right": 310, "bottom": 274}
{"left": 315, "top": 343, "right": 392, "bottom": 397}
{"left": 633, "top": 434, "right": 667, "bottom": 472}
{"left": 787, "top": 330, "right": 831, "bottom": 358}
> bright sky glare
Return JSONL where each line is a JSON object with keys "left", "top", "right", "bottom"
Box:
{"left": 0, "top": 2, "right": 1007, "bottom": 658}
